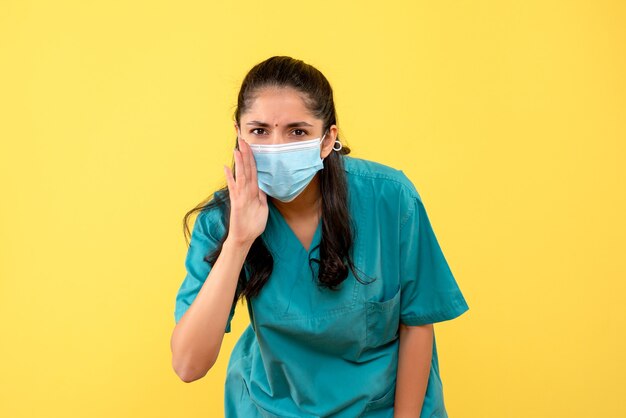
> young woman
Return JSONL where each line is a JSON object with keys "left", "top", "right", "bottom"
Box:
{"left": 170, "top": 55, "right": 470, "bottom": 418}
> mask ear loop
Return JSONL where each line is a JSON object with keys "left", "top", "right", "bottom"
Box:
{"left": 321, "top": 129, "right": 343, "bottom": 151}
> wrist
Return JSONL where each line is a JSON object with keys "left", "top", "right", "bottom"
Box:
{"left": 223, "top": 236, "right": 255, "bottom": 252}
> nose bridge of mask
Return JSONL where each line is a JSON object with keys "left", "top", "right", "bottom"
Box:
{"left": 253, "top": 139, "right": 323, "bottom": 174}
{"left": 248, "top": 136, "right": 323, "bottom": 152}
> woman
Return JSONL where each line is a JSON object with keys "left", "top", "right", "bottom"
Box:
{"left": 170, "top": 56, "right": 470, "bottom": 418}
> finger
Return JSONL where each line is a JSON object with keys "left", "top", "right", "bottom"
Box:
{"left": 239, "top": 137, "right": 254, "bottom": 198}
{"left": 236, "top": 138, "right": 248, "bottom": 188}
{"left": 233, "top": 147, "right": 247, "bottom": 190}
{"left": 238, "top": 136, "right": 252, "bottom": 180}
{"left": 224, "top": 164, "right": 237, "bottom": 198}
{"left": 243, "top": 139, "right": 260, "bottom": 197}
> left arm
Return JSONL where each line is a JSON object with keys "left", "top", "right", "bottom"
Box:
{"left": 394, "top": 323, "right": 434, "bottom": 418}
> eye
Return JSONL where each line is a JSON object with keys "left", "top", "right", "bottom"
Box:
{"left": 292, "top": 129, "right": 308, "bottom": 136}
{"left": 250, "top": 128, "right": 267, "bottom": 135}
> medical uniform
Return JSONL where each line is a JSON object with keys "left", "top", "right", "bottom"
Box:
{"left": 174, "top": 155, "right": 470, "bottom": 417}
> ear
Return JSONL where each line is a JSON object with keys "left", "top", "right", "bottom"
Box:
{"left": 233, "top": 121, "right": 240, "bottom": 136}
{"left": 320, "top": 125, "right": 339, "bottom": 159}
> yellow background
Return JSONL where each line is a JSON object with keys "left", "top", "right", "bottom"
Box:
{"left": 1, "top": 0, "right": 624, "bottom": 417}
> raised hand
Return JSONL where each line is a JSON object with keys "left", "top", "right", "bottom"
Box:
{"left": 223, "top": 136, "right": 269, "bottom": 247}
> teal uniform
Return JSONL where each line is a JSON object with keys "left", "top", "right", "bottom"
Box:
{"left": 174, "top": 155, "right": 470, "bottom": 417}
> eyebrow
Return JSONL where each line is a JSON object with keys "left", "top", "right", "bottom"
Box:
{"left": 246, "top": 120, "right": 314, "bottom": 128}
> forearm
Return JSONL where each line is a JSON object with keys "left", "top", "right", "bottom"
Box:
{"left": 394, "top": 323, "right": 434, "bottom": 418}
{"left": 171, "top": 237, "right": 253, "bottom": 382}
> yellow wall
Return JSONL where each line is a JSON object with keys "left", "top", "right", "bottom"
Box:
{"left": 1, "top": 1, "right": 624, "bottom": 417}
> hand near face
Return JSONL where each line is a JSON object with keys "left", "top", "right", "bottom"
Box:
{"left": 223, "top": 137, "right": 268, "bottom": 246}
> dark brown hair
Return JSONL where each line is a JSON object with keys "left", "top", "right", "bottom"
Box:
{"left": 182, "top": 56, "right": 371, "bottom": 314}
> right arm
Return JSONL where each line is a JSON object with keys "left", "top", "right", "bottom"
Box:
{"left": 170, "top": 236, "right": 253, "bottom": 383}
{"left": 170, "top": 134, "right": 267, "bottom": 383}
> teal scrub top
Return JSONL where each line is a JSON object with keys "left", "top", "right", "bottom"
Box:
{"left": 174, "top": 155, "right": 470, "bottom": 418}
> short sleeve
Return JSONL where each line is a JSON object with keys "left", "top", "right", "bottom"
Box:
{"left": 174, "top": 208, "right": 236, "bottom": 332}
{"left": 399, "top": 195, "right": 469, "bottom": 326}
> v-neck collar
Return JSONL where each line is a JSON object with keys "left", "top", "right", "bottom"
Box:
{"left": 268, "top": 199, "right": 322, "bottom": 256}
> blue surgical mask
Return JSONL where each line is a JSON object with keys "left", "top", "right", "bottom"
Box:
{"left": 243, "top": 132, "right": 327, "bottom": 202}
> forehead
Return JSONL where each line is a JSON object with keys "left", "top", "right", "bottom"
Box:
{"left": 243, "top": 87, "right": 317, "bottom": 123}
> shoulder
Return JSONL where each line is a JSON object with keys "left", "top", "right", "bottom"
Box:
{"left": 340, "top": 155, "right": 424, "bottom": 226}
{"left": 194, "top": 191, "right": 229, "bottom": 239}
{"left": 341, "top": 155, "right": 422, "bottom": 202}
